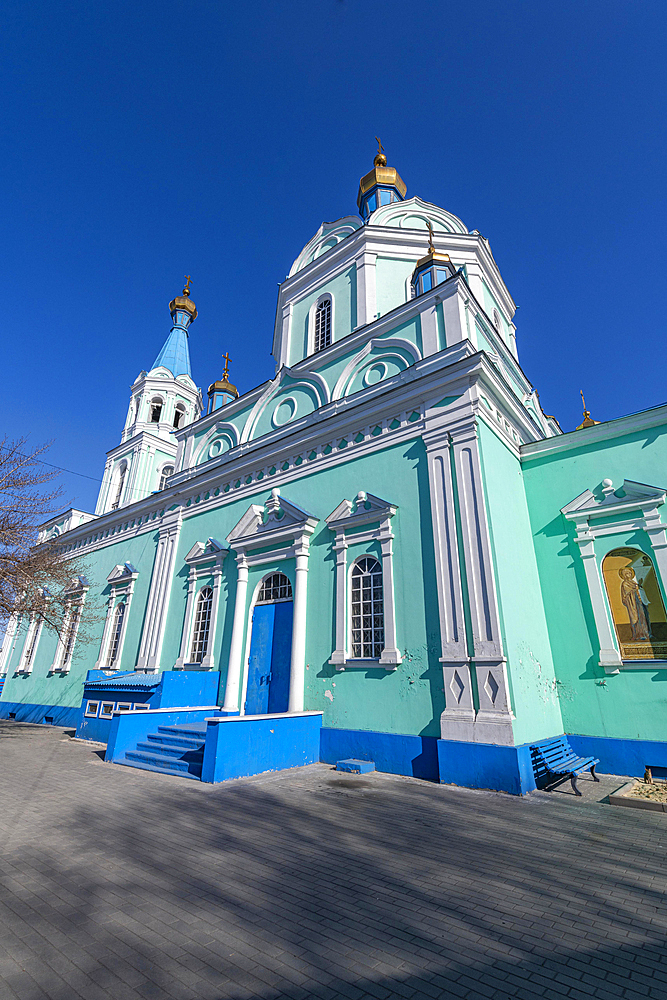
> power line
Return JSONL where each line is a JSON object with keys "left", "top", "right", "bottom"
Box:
{"left": 0, "top": 445, "right": 168, "bottom": 499}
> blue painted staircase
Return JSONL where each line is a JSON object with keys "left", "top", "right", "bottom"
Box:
{"left": 120, "top": 722, "right": 207, "bottom": 779}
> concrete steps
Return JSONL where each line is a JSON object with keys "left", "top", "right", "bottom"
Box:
{"left": 121, "top": 723, "right": 207, "bottom": 779}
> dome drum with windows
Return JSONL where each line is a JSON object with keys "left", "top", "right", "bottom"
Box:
{"left": 357, "top": 139, "right": 407, "bottom": 220}
{"left": 411, "top": 222, "right": 456, "bottom": 296}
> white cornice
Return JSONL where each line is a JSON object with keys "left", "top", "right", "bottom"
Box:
{"left": 521, "top": 403, "right": 667, "bottom": 462}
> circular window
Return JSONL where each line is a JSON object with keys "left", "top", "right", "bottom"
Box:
{"left": 363, "top": 362, "right": 388, "bottom": 387}
{"left": 208, "top": 439, "right": 225, "bottom": 459}
{"left": 272, "top": 397, "right": 297, "bottom": 427}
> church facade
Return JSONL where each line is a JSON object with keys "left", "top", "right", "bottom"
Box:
{"left": 2, "top": 149, "right": 666, "bottom": 792}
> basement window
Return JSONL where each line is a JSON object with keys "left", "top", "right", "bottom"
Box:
{"left": 85, "top": 701, "right": 100, "bottom": 718}
{"left": 99, "top": 702, "right": 115, "bottom": 719}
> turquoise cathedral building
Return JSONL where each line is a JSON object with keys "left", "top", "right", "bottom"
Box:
{"left": 2, "top": 148, "right": 667, "bottom": 793}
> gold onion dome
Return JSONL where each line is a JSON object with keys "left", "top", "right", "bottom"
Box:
{"left": 169, "top": 275, "right": 198, "bottom": 321}
{"left": 208, "top": 352, "right": 239, "bottom": 401}
{"left": 357, "top": 138, "right": 407, "bottom": 217}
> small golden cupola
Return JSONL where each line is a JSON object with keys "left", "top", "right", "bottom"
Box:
{"left": 169, "top": 275, "right": 198, "bottom": 323}
{"left": 207, "top": 352, "right": 239, "bottom": 414}
{"left": 576, "top": 390, "right": 601, "bottom": 430}
{"left": 357, "top": 138, "right": 407, "bottom": 219}
{"left": 411, "top": 222, "right": 456, "bottom": 297}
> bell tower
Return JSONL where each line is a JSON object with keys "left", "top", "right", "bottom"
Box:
{"left": 95, "top": 278, "right": 203, "bottom": 514}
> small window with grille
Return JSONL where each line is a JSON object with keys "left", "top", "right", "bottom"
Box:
{"left": 105, "top": 602, "right": 126, "bottom": 668}
{"left": 350, "top": 557, "right": 384, "bottom": 659}
{"left": 190, "top": 586, "right": 213, "bottom": 663}
{"left": 314, "top": 297, "right": 332, "bottom": 352}
{"left": 256, "top": 573, "right": 293, "bottom": 604}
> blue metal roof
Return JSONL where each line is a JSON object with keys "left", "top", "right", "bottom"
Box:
{"left": 85, "top": 672, "right": 161, "bottom": 690}
{"left": 152, "top": 326, "right": 191, "bottom": 377}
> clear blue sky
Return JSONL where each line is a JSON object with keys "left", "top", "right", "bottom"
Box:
{"left": 3, "top": 0, "right": 666, "bottom": 513}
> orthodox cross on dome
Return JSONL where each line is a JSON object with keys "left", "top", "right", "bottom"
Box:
{"left": 375, "top": 136, "right": 384, "bottom": 156}
{"left": 426, "top": 220, "right": 436, "bottom": 253}
{"left": 222, "top": 352, "right": 232, "bottom": 379}
{"left": 183, "top": 275, "right": 192, "bottom": 296}
{"left": 577, "top": 389, "right": 600, "bottom": 430}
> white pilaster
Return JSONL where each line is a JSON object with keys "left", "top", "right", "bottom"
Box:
{"left": 419, "top": 302, "right": 439, "bottom": 357}
{"left": 174, "top": 572, "right": 197, "bottom": 670}
{"left": 278, "top": 301, "right": 293, "bottom": 368}
{"left": 355, "top": 251, "right": 377, "bottom": 327}
{"left": 136, "top": 508, "right": 183, "bottom": 672}
{"left": 576, "top": 531, "right": 623, "bottom": 673}
{"left": 378, "top": 518, "right": 401, "bottom": 667}
{"left": 329, "top": 533, "right": 348, "bottom": 668}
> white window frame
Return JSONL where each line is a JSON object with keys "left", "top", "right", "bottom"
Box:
{"left": 175, "top": 540, "right": 228, "bottom": 671}
{"left": 562, "top": 479, "right": 667, "bottom": 674}
{"left": 18, "top": 615, "right": 43, "bottom": 675}
{"left": 85, "top": 700, "right": 100, "bottom": 718}
{"left": 326, "top": 491, "right": 401, "bottom": 670}
{"left": 50, "top": 577, "right": 89, "bottom": 675}
{"left": 189, "top": 585, "right": 214, "bottom": 665}
{"left": 308, "top": 293, "right": 335, "bottom": 356}
{"left": 158, "top": 464, "right": 175, "bottom": 492}
{"left": 111, "top": 461, "right": 128, "bottom": 511}
{"left": 133, "top": 702, "right": 150, "bottom": 711}
{"left": 115, "top": 702, "right": 132, "bottom": 713}
{"left": 95, "top": 564, "right": 138, "bottom": 671}
{"left": 99, "top": 702, "right": 115, "bottom": 719}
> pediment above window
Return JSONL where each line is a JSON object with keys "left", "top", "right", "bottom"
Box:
{"left": 562, "top": 479, "right": 666, "bottom": 521}
{"left": 107, "top": 563, "right": 138, "bottom": 584}
{"left": 184, "top": 538, "right": 228, "bottom": 566}
{"left": 227, "top": 489, "right": 318, "bottom": 553}
{"left": 326, "top": 491, "right": 397, "bottom": 531}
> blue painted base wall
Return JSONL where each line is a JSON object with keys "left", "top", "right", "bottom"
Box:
{"left": 437, "top": 738, "right": 537, "bottom": 795}
{"left": 0, "top": 702, "right": 81, "bottom": 728}
{"left": 567, "top": 733, "right": 667, "bottom": 778}
{"left": 320, "top": 727, "right": 440, "bottom": 781}
{"left": 202, "top": 713, "right": 322, "bottom": 783}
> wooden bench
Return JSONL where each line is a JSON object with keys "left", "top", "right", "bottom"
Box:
{"left": 530, "top": 737, "right": 600, "bottom": 796}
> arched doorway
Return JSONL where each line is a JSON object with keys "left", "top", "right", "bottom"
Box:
{"left": 244, "top": 573, "right": 293, "bottom": 715}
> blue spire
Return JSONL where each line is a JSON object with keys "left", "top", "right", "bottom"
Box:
{"left": 151, "top": 278, "right": 197, "bottom": 377}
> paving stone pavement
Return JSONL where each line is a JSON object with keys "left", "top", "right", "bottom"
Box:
{"left": 0, "top": 722, "right": 666, "bottom": 1000}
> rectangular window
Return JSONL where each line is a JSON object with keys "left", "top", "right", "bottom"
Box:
{"left": 367, "top": 193, "right": 377, "bottom": 212}
{"left": 116, "top": 702, "right": 132, "bottom": 712}
{"left": 99, "top": 702, "right": 115, "bottom": 719}
{"left": 133, "top": 703, "right": 149, "bottom": 711}
{"left": 421, "top": 271, "right": 432, "bottom": 292}
{"left": 380, "top": 189, "right": 391, "bottom": 206}
{"left": 85, "top": 701, "right": 100, "bottom": 717}
{"left": 436, "top": 268, "right": 449, "bottom": 285}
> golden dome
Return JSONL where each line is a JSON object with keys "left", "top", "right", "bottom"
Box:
{"left": 169, "top": 276, "right": 197, "bottom": 321}
{"left": 208, "top": 376, "right": 239, "bottom": 400}
{"left": 357, "top": 139, "right": 406, "bottom": 212}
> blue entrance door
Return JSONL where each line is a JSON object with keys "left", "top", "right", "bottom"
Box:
{"left": 244, "top": 601, "right": 293, "bottom": 715}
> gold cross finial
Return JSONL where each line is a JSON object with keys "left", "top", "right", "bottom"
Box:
{"left": 375, "top": 135, "right": 384, "bottom": 156}
{"left": 580, "top": 389, "right": 588, "bottom": 416}
{"left": 426, "top": 220, "right": 435, "bottom": 253}
{"left": 222, "top": 352, "right": 232, "bottom": 379}
{"left": 183, "top": 275, "right": 192, "bottom": 296}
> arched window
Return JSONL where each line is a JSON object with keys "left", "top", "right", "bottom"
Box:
{"left": 111, "top": 464, "right": 127, "bottom": 510}
{"left": 106, "top": 602, "right": 126, "bottom": 668}
{"left": 351, "top": 557, "right": 384, "bottom": 658}
{"left": 158, "top": 465, "right": 174, "bottom": 491}
{"left": 190, "top": 587, "right": 213, "bottom": 663}
{"left": 602, "top": 548, "right": 667, "bottom": 661}
{"left": 314, "top": 297, "right": 332, "bottom": 353}
{"left": 173, "top": 405, "right": 186, "bottom": 429}
{"left": 257, "top": 573, "right": 293, "bottom": 604}
{"left": 493, "top": 309, "right": 501, "bottom": 331}
{"left": 62, "top": 603, "right": 83, "bottom": 669}
{"left": 150, "top": 399, "right": 163, "bottom": 422}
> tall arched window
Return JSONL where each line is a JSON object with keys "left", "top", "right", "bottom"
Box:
{"left": 111, "top": 464, "right": 127, "bottom": 510}
{"left": 314, "top": 297, "right": 332, "bottom": 352}
{"left": 190, "top": 587, "right": 213, "bottom": 663}
{"left": 173, "top": 405, "right": 186, "bottom": 429}
{"left": 351, "top": 557, "right": 384, "bottom": 658}
{"left": 257, "top": 573, "right": 293, "bottom": 604}
{"left": 158, "top": 466, "right": 174, "bottom": 491}
{"left": 150, "top": 399, "right": 163, "bottom": 422}
{"left": 62, "top": 603, "right": 82, "bottom": 669}
{"left": 106, "top": 602, "right": 126, "bottom": 668}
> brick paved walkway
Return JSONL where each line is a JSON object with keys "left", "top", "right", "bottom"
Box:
{"left": 0, "top": 722, "right": 666, "bottom": 1000}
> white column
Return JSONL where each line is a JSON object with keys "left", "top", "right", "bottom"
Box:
{"left": 201, "top": 561, "right": 225, "bottom": 671}
{"left": 378, "top": 519, "right": 401, "bottom": 668}
{"left": 94, "top": 587, "right": 117, "bottom": 669}
{"left": 329, "top": 532, "right": 348, "bottom": 669}
{"left": 424, "top": 426, "right": 474, "bottom": 738}
{"left": 288, "top": 540, "right": 311, "bottom": 712}
{"left": 223, "top": 553, "right": 249, "bottom": 711}
{"left": 355, "top": 252, "right": 377, "bottom": 327}
{"left": 136, "top": 509, "right": 182, "bottom": 672}
{"left": 174, "top": 570, "right": 197, "bottom": 669}
{"left": 575, "top": 530, "right": 622, "bottom": 673}
{"left": 451, "top": 421, "right": 514, "bottom": 744}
